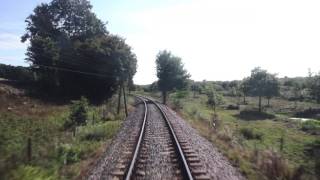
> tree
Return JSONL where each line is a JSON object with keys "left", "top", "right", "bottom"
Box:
{"left": 191, "top": 82, "right": 200, "bottom": 98}
{"left": 309, "top": 73, "right": 320, "bottom": 103}
{"left": 265, "top": 74, "right": 280, "bottom": 106}
{"left": 21, "top": 0, "right": 137, "bottom": 100}
{"left": 69, "top": 97, "right": 89, "bottom": 135}
{"left": 156, "top": 50, "right": 190, "bottom": 104}
{"left": 292, "top": 81, "right": 303, "bottom": 108}
{"left": 248, "top": 67, "right": 279, "bottom": 112}
{"left": 206, "top": 88, "right": 223, "bottom": 113}
{"left": 240, "top": 78, "right": 250, "bottom": 104}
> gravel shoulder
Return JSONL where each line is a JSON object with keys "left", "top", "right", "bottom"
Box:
{"left": 161, "top": 105, "right": 246, "bottom": 180}
{"left": 87, "top": 100, "right": 245, "bottom": 180}
{"left": 87, "top": 103, "right": 145, "bottom": 179}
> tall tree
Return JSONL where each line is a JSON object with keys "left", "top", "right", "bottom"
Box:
{"left": 240, "top": 78, "right": 250, "bottom": 104}
{"left": 191, "top": 82, "right": 200, "bottom": 98}
{"left": 309, "top": 73, "right": 320, "bottom": 103}
{"left": 156, "top": 50, "right": 190, "bottom": 104}
{"left": 21, "top": 0, "right": 137, "bottom": 100}
{"left": 206, "top": 88, "right": 224, "bottom": 113}
{"left": 265, "top": 74, "right": 280, "bottom": 106}
{"left": 248, "top": 67, "right": 279, "bottom": 112}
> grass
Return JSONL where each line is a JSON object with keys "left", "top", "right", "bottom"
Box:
{"left": 301, "top": 120, "right": 320, "bottom": 134}
{"left": 0, "top": 90, "right": 124, "bottom": 179}
{"left": 149, "top": 91, "right": 320, "bottom": 180}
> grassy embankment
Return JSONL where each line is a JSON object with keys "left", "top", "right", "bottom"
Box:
{"left": 0, "top": 83, "right": 133, "bottom": 179}
{"left": 139, "top": 91, "right": 320, "bottom": 180}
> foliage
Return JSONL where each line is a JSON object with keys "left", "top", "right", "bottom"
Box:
{"left": 239, "top": 127, "right": 263, "bottom": 140}
{"left": 226, "top": 104, "right": 239, "bottom": 110}
{"left": 238, "top": 110, "right": 276, "bottom": 120}
{"left": 8, "top": 165, "right": 57, "bottom": 180}
{"left": 190, "top": 82, "right": 200, "bottom": 97}
{"left": 0, "top": 102, "right": 121, "bottom": 179}
{"left": 301, "top": 120, "right": 320, "bottom": 134}
{"left": 171, "top": 91, "right": 189, "bottom": 110}
{"left": 156, "top": 50, "right": 190, "bottom": 104}
{"left": 69, "top": 97, "right": 89, "bottom": 127}
{"left": 248, "top": 67, "right": 279, "bottom": 111}
{"left": 308, "top": 73, "right": 320, "bottom": 103}
{"left": 206, "top": 88, "right": 224, "bottom": 112}
{"left": 240, "top": 78, "right": 250, "bottom": 103}
{"left": 0, "top": 64, "right": 34, "bottom": 82}
{"left": 78, "top": 121, "right": 121, "bottom": 141}
{"left": 295, "top": 108, "right": 320, "bottom": 119}
{"left": 21, "top": 0, "right": 137, "bottom": 100}
{"left": 58, "top": 144, "right": 82, "bottom": 164}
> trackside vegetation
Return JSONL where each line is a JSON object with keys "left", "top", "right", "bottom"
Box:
{"left": 137, "top": 66, "right": 320, "bottom": 180}
{"left": 0, "top": 92, "right": 126, "bottom": 179}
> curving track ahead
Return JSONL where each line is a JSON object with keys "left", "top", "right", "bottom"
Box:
{"left": 125, "top": 96, "right": 194, "bottom": 179}
{"left": 88, "top": 95, "right": 212, "bottom": 180}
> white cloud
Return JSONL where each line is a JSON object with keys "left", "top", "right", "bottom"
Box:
{"left": 0, "top": 33, "right": 26, "bottom": 50}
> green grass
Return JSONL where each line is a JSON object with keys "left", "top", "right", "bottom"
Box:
{"left": 161, "top": 92, "right": 320, "bottom": 179}
{"left": 0, "top": 99, "right": 123, "bottom": 180}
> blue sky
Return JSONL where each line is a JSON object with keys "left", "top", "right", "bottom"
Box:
{"left": 1, "top": 0, "right": 320, "bottom": 84}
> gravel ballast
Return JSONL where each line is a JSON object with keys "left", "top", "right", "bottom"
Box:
{"left": 87, "top": 100, "right": 245, "bottom": 180}
{"left": 161, "top": 104, "right": 246, "bottom": 180}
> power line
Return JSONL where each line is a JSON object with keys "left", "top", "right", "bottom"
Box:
{"left": 0, "top": 58, "right": 117, "bottom": 78}
{"left": 33, "top": 64, "right": 116, "bottom": 78}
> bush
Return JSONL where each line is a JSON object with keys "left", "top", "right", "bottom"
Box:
{"left": 226, "top": 104, "right": 239, "bottom": 110}
{"left": 295, "top": 108, "right": 320, "bottom": 119}
{"left": 258, "top": 150, "right": 293, "bottom": 180}
{"left": 240, "top": 128, "right": 263, "bottom": 140}
{"left": 69, "top": 97, "right": 89, "bottom": 126}
{"left": 301, "top": 120, "right": 320, "bottom": 134}
{"left": 173, "top": 90, "right": 189, "bottom": 99}
{"left": 238, "top": 110, "right": 275, "bottom": 120}
{"left": 8, "top": 165, "right": 57, "bottom": 180}
{"left": 172, "top": 99, "right": 183, "bottom": 110}
{"left": 58, "top": 144, "right": 82, "bottom": 165}
{"left": 78, "top": 122, "right": 121, "bottom": 141}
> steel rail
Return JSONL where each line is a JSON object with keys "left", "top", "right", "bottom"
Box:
{"left": 125, "top": 96, "right": 148, "bottom": 180}
{"left": 145, "top": 97, "right": 194, "bottom": 180}
{"left": 125, "top": 95, "right": 193, "bottom": 180}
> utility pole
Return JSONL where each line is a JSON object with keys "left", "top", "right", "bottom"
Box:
{"left": 123, "top": 85, "right": 128, "bottom": 117}
{"left": 117, "top": 84, "right": 122, "bottom": 114}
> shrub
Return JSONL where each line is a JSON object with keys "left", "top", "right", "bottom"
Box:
{"left": 78, "top": 122, "right": 121, "bottom": 141}
{"left": 217, "top": 126, "right": 233, "bottom": 142}
{"left": 189, "top": 107, "right": 198, "bottom": 117}
{"left": 69, "top": 97, "right": 89, "bottom": 126}
{"left": 238, "top": 110, "right": 275, "bottom": 120}
{"left": 226, "top": 104, "right": 239, "bottom": 110}
{"left": 240, "top": 128, "right": 263, "bottom": 140}
{"left": 173, "top": 90, "right": 189, "bottom": 99}
{"left": 58, "top": 144, "right": 82, "bottom": 165}
{"left": 295, "top": 108, "right": 320, "bottom": 119}
{"left": 8, "top": 165, "right": 57, "bottom": 180}
{"left": 301, "top": 120, "right": 320, "bottom": 134}
{"left": 172, "top": 99, "right": 182, "bottom": 110}
{"left": 258, "top": 150, "right": 292, "bottom": 180}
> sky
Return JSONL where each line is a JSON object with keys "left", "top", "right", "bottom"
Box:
{"left": 0, "top": 0, "right": 320, "bottom": 84}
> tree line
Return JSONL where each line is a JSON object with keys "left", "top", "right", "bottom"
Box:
{"left": 19, "top": 0, "right": 137, "bottom": 101}
{"left": 153, "top": 51, "right": 320, "bottom": 112}
{"left": 0, "top": 64, "right": 33, "bottom": 82}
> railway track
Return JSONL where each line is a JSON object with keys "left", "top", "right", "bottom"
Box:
{"left": 97, "top": 96, "right": 209, "bottom": 180}
{"left": 88, "top": 95, "right": 244, "bottom": 180}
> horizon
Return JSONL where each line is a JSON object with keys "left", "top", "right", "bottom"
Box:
{"left": 1, "top": 0, "right": 320, "bottom": 85}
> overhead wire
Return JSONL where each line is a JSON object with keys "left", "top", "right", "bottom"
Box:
{"left": 0, "top": 57, "right": 117, "bottom": 78}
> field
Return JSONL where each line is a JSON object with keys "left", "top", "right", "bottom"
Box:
{"left": 0, "top": 81, "right": 128, "bottom": 179}
{"left": 139, "top": 90, "right": 320, "bottom": 180}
